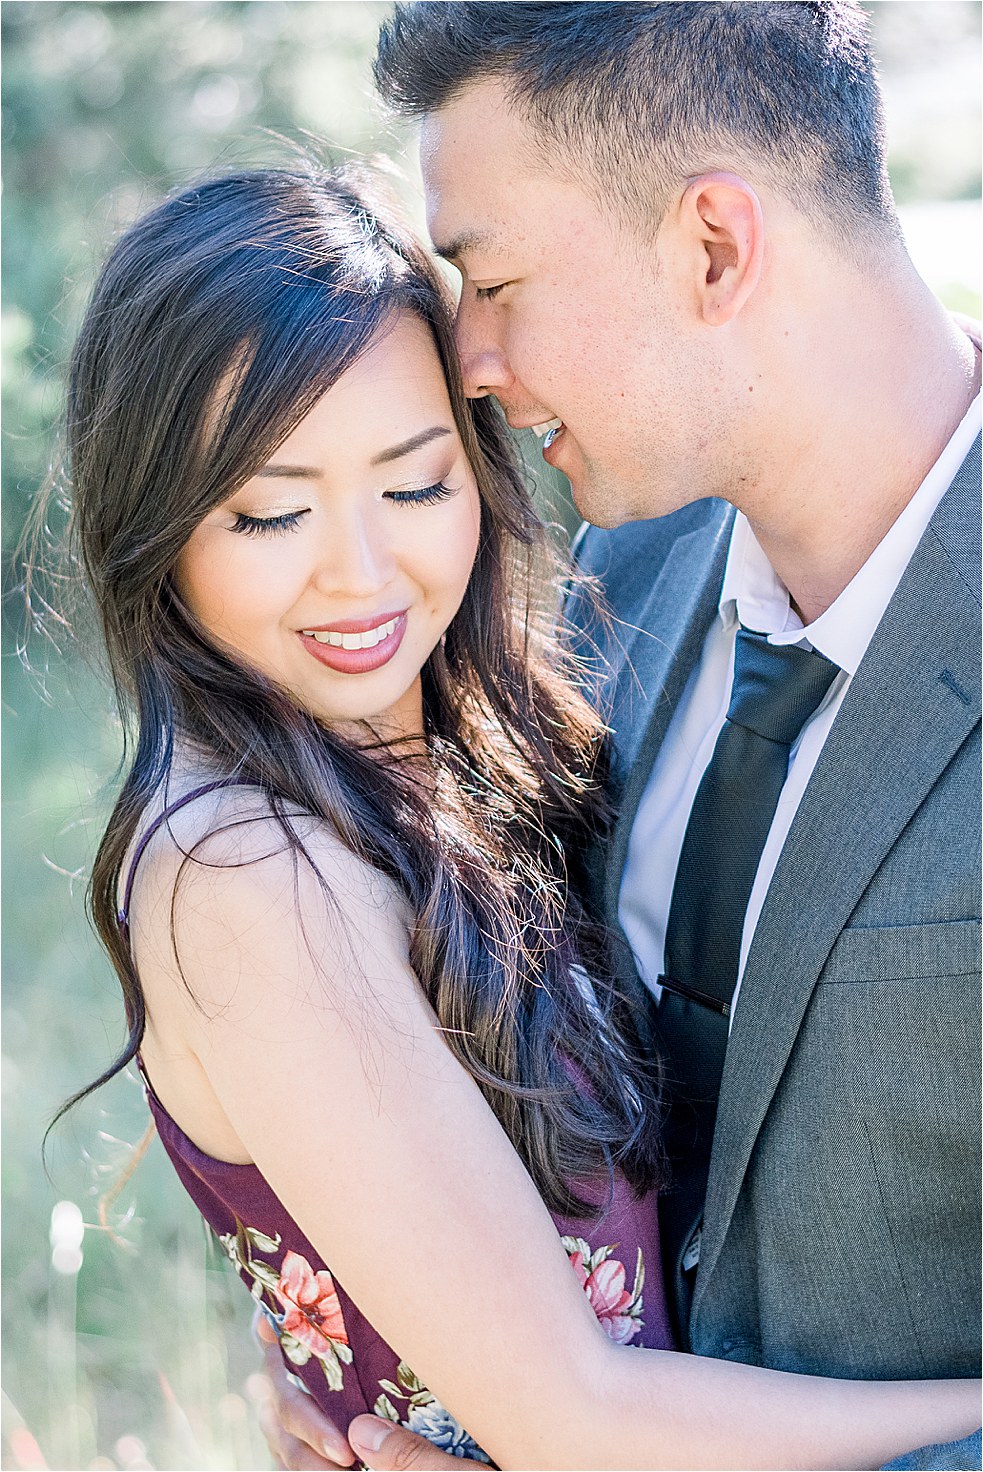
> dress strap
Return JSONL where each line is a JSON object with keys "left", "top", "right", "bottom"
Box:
{"left": 117, "top": 778, "right": 259, "bottom": 933}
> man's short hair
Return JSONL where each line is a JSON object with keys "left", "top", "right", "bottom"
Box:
{"left": 374, "top": 1, "right": 899, "bottom": 248}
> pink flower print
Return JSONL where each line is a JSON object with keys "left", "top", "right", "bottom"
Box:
{"left": 275, "top": 1250, "right": 349, "bottom": 1359}
{"left": 563, "top": 1236, "right": 645, "bottom": 1344}
{"left": 568, "top": 1250, "right": 590, "bottom": 1288}
{"left": 582, "top": 1257, "right": 638, "bottom": 1343}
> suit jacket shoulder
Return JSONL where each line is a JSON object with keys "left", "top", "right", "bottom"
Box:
{"left": 571, "top": 498, "right": 733, "bottom": 628}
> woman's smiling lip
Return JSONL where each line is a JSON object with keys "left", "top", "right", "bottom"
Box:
{"left": 299, "top": 609, "right": 406, "bottom": 636}
{"left": 298, "top": 612, "right": 408, "bottom": 674}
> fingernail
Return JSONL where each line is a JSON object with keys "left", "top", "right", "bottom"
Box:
{"left": 324, "top": 1432, "right": 353, "bottom": 1463}
{"left": 350, "top": 1417, "right": 394, "bottom": 1455}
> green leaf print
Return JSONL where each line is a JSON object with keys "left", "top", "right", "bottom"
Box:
{"left": 374, "top": 1394, "right": 400, "bottom": 1423}
{"left": 246, "top": 1226, "right": 282, "bottom": 1253}
{"left": 396, "top": 1361, "right": 425, "bottom": 1394}
{"left": 280, "top": 1333, "right": 312, "bottom": 1367}
{"left": 560, "top": 1234, "right": 592, "bottom": 1261}
{"left": 631, "top": 1246, "right": 645, "bottom": 1303}
{"left": 249, "top": 1259, "right": 281, "bottom": 1292}
{"left": 320, "top": 1346, "right": 345, "bottom": 1393}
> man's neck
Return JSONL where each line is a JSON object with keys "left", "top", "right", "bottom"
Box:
{"left": 739, "top": 273, "right": 980, "bottom": 625}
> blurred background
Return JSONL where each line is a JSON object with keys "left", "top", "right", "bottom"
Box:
{"left": 2, "top": 4, "right": 980, "bottom": 1469}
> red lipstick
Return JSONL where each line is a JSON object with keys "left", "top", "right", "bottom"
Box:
{"left": 298, "top": 612, "right": 408, "bottom": 675}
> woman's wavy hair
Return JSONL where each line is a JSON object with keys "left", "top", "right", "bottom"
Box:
{"left": 61, "top": 165, "right": 662, "bottom": 1214}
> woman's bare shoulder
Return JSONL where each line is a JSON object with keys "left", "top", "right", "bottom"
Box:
{"left": 127, "top": 757, "right": 412, "bottom": 1011}
{"left": 132, "top": 752, "right": 398, "bottom": 901}
{"left": 130, "top": 757, "right": 412, "bottom": 1159}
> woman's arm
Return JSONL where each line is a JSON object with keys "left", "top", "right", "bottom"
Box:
{"left": 135, "top": 821, "right": 979, "bottom": 1471}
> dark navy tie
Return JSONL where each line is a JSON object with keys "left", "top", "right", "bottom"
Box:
{"left": 657, "top": 625, "right": 839, "bottom": 1342}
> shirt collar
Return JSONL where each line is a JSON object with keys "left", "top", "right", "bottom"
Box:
{"left": 719, "top": 390, "right": 981, "bottom": 675}
{"left": 718, "top": 514, "right": 801, "bottom": 640}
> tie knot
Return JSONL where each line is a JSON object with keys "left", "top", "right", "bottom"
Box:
{"left": 727, "top": 626, "right": 839, "bottom": 745}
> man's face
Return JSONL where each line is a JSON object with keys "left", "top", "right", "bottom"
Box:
{"left": 420, "top": 80, "right": 716, "bottom": 527}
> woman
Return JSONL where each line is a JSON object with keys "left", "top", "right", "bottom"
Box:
{"left": 58, "top": 167, "right": 978, "bottom": 1470}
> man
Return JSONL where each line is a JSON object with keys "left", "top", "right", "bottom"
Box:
{"left": 258, "top": 4, "right": 981, "bottom": 1467}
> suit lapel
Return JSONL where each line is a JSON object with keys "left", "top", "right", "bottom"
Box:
{"left": 693, "top": 445, "right": 982, "bottom": 1314}
{"left": 603, "top": 506, "right": 733, "bottom": 920}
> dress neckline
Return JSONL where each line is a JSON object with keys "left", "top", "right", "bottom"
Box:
{"left": 138, "top": 1055, "right": 260, "bottom": 1175}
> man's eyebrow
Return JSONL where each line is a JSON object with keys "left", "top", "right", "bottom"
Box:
{"left": 431, "top": 228, "right": 495, "bottom": 263}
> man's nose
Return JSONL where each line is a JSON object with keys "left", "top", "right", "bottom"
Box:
{"left": 454, "top": 296, "right": 512, "bottom": 401}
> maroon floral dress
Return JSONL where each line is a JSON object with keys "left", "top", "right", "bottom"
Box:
{"left": 122, "top": 785, "right": 673, "bottom": 1461}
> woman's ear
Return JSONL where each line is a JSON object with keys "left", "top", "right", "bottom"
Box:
{"left": 676, "top": 172, "right": 765, "bottom": 325}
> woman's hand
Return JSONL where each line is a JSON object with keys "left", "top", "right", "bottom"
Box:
{"left": 251, "top": 1312, "right": 356, "bottom": 1469}
{"left": 348, "top": 1415, "right": 485, "bottom": 1471}
{"left": 250, "top": 1313, "right": 479, "bottom": 1472}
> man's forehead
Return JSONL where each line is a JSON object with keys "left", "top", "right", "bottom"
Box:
{"left": 420, "top": 80, "right": 542, "bottom": 260}
{"left": 420, "top": 76, "right": 521, "bottom": 158}
{"left": 421, "top": 141, "right": 512, "bottom": 263}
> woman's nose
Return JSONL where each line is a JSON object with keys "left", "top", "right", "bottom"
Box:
{"left": 311, "top": 508, "right": 396, "bottom": 600}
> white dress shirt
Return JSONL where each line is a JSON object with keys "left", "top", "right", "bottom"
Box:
{"left": 618, "top": 391, "right": 981, "bottom": 1026}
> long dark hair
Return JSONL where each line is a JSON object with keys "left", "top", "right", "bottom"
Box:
{"left": 62, "top": 165, "right": 661, "bottom": 1214}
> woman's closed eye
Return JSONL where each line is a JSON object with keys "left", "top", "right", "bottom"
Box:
{"left": 229, "top": 483, "right": 455, "bottom": 535}
{"left": 231, "top": 510, "right": 309, "bottom": 537}
{"left": 385, "top": 481, "right": 456, "bottom": 506}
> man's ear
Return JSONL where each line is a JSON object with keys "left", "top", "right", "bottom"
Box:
{"left": 676, "top": 173, "right": 764, "bottom": 325}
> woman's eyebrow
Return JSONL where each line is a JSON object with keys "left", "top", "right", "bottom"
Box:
{"left": 256, "top": 427, "right": 453, "bottom": 480}
{"left": 256, "top": 464, "right": 319, "bottom": 479}
{"left": 370, "top": 426, "right": 452, "bottom": 466}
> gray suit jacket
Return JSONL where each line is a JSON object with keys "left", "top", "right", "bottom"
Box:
{"left": 568, "top": 438, "right": 982, "bottom": 1399}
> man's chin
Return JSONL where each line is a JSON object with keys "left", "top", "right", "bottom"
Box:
{"left": 570, "top": 469, "right": 697, "bottom": 529}
{"left": 570, "top": 482, "right": 663, "bottom": 530}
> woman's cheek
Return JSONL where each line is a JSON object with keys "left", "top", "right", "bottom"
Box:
{"left": 451, "top": 488, "right": 483, "bottom": 584}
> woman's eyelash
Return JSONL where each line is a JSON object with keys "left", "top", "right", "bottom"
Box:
{"left": 229, "top": 484, "right": 453, "bottom": 532}
{"left": 474, "top": 283, "right": 506, "bottom": 302}
{"left": 386, "top": 482, "right": 455, "bottom": 506}
{"left": 231, "top": 510, "right": 306, "bottom": 537}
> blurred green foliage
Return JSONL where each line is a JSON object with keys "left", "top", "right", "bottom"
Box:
{"left": 3, "top": 6, "right": 400, "bottom": 1468}
{"left": 2, "top": 3, "right": 980, "bottom": 1469}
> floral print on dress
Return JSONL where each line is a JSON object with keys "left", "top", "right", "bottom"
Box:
{"left": 374, "top": 1362, "right": 491, "bottom": 1463}
{"left": 562, "top": 1236, "right": 645, "bottom": 1344}
{"left": 274, "top": 1250, "right": 353, "bottom": 1389}
{"left": 217, "top": 1223, "right": 352, "bottom": 1391}
{"left": 213, "top": 1213, "right": 644, "bottom": 1440}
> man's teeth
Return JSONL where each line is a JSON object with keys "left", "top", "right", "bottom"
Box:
{"left": 531, "top": 417, "right": 563, "bottom": 438}
{"left": 303, "top": 617, "right": 399, "bottom": 649}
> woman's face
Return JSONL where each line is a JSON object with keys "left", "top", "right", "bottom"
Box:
{"left": 175, "top": 313, "right": 482, "bottom": 741}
